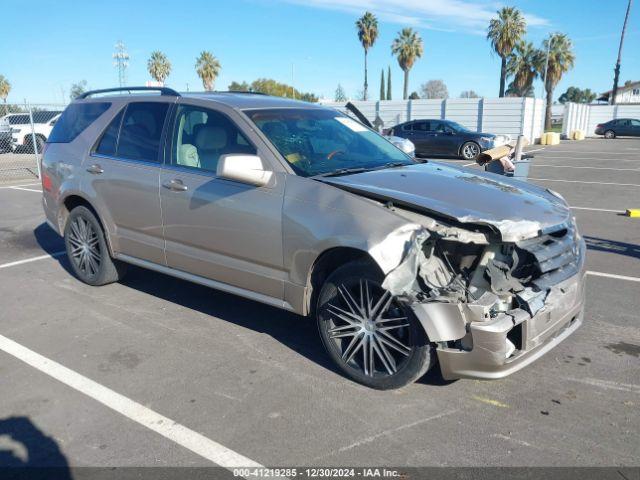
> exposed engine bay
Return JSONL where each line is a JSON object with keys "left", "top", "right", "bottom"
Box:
{"left": 368, "top": 203, "right": 585, "bottom": 361}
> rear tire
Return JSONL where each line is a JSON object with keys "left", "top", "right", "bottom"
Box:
{"left": 64, "top": 206, "right": 126, "bottom": 286}
{"left": 460, "top": 141, "right": 480, "bottom": 160}
{"left": 24, "top": 135, "right": 45, "bottom": 153}
{"left": 604, "top": 130, "right": 616, "bottom": 139}
{"left": 316, "top": 260, "right": 436, "bottom": 390}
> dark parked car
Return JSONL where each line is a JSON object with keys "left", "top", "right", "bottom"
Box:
{"left": 595, "top": 118, "right": 640, "bottom": 138}
{"left": 386, "top": 119, "right": 509, "bottom": 160}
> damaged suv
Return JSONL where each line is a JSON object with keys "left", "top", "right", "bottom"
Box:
{"left": 42, "top": 87, "right": 586, "bottom": 389}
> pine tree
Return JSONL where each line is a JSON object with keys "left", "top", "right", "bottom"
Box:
{"left": 380, "top": 69, "right": 386, "bottom": 100}
{"left": 387, "top": 66, "right": 392, "bottom": 100}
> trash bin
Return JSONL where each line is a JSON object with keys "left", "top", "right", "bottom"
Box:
{"left": 485, "top": 154, "right": 532, "bottom": 181}
{"left": 510, "top": 157, "right": 532, "bottom": 180}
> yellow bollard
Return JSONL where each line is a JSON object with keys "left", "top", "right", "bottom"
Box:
{"left": 626, "top": 209, "right": 640, "bottom": 218}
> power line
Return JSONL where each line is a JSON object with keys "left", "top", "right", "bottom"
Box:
{"left": 113, "top": 40, "right": 130, "bottom": 88}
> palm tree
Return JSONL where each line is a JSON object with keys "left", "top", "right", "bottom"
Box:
{"left": 356, "top": 12, "right": 379, "bottom": 101}
{"left": 391, "top": 28, "right": 423, "bottom": 100}
{"left": 487, "top": 7, "right": 527, "bottom": 97}
{"left": 147, "top": 51, "right": 172, "bottom": 85}
{"left": 612, "top": 0, "right": 633, "bottom": 104}
{"left": 506, "top": 41, "right": 539, "bottom": 96}
{"left": 538, "top": 33, "right": 575, "bottom": 130}
{"left": 0, "top": 75, "right": 10, "bottom": 103}
{"left": 195, "top": 51, "right": 221, "bottom": 91}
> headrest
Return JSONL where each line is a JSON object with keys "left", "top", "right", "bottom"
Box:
{"left": 177, "top": 144, "right": 200, "bottom": 168}
{"left": 195, "top": 126, "right": 227, "bottom": 151}
{"left": 262, "top": 122, "right": 287, "bottom": 138}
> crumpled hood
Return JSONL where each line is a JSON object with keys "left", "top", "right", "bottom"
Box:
{"left": 321, "top": 162, "right": 571, "bottom": 242}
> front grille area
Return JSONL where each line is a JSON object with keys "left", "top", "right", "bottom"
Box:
{"left": 515, "top": 224, "right": 581, "bottom": 290}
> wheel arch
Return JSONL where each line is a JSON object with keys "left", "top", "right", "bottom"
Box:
{"left": 60, "top": 194, "right": 115, "bottom": 256}
{"left": 305, "top": 246, "right": 378, "bottom": 317}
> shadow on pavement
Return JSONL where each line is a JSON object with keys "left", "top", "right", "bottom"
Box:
{"left": 0, "top": 416, "right": 72, "bottom": 478}
{"left": 585, "top": 235, "right": 640, "bottom": 260}
{"left": 35, "top": 222, "right": 454, "bottom": 387}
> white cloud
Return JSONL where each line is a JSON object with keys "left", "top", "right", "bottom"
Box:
{"left": 279, "top": 0, "right": 549, "bottom": 33}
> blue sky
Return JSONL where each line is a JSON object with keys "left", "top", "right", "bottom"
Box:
{"left": 2, "top": 0, "right": 638, "bottom": 104}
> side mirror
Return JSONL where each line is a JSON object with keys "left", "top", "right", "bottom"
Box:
{"left": 217, "top": 154, "right": 273, "bottom": 187}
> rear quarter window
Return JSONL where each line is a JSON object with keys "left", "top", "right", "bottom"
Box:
{"left": 48, "top": 102, "right": 111, "bottom": 143}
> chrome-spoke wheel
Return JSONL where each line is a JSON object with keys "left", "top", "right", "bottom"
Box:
{"left": 462, "top": 142, "right": 480, "bottom": 160}
{"left": 68, "top": 216, "right": 101, "bottom": 278}
{"left": 324, "top": 279, "right": 412, "bottom": 377}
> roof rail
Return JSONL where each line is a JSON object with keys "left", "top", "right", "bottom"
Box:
{"left": 77, "top": 86, "right": 181, "bottom": 99}
{"left": 223, "top": 90, "right": 267, "bottom": 95}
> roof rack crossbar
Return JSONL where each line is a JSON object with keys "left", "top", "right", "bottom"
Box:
{"left": 78, "top": 86, "right": 181, "bottom": 99}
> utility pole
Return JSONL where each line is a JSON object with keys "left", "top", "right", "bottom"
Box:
{"left": 113, "top": 40, "right": 130, "bottom": 88}
{"left": 612, "top": 0, "right": 633, "bottom": 105}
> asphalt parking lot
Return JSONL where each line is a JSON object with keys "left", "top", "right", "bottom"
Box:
{"left": 0, "top": 138, "right": 638, "bottom": 470}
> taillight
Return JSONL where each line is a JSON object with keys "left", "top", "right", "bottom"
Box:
{"left": 42, "top": 172, "right": 52, "bottom": 192}
{"left": 596, "top": 124, "right": 603, "bottom": 128}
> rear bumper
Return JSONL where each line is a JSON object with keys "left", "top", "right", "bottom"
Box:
{"left": 437, "top": 269, "right": 586, "bottom": 380}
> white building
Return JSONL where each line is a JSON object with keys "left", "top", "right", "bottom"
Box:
{"left": 598, "top": 80, "right": 640, "bottom": 104}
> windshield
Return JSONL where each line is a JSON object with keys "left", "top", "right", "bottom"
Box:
{"left": 245, "top": 108, "right": 414, "bottom": 177}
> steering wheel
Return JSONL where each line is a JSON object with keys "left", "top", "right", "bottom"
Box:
{"left": 327, "top": 149, "right": 346, "bottom": 160}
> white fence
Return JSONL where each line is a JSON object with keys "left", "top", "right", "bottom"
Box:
{"left": 321, "top": 97, "right": 546, "bottom": 142}
{"left": 563, "top": 102, "right": 640, "bottom": 137}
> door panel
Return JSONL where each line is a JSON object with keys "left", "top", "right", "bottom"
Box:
{"left": 160, "top": 102, "right": 285, "bottom": 300}
{"left": 86, "top": 101, "right": 170, "bottom": 264}
{"left": 160, "top": 170, "right": 285, "bottom": 299}
{"left": 411, "top": 121, "right": 431, "bottom": 153}
{"left": 88, "top": 157, "right": 164, "bottom": 263}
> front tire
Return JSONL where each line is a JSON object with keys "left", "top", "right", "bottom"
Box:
{"left": 604, "top": 130, "right": 616, "bottom": 139}
{"left": 316, "top": 260, "right": 435, "bottom": 389}
{"left": 460, "top": 141, "right": 480, "bottom": 160}
{"left": 64, "top": 206, "right": 126, "bottom": 286}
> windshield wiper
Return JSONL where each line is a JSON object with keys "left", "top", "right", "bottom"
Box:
{"left": 314, "top": 167, "right": 369, "bottom": 178}
{"left": 379, "top": 162, "right": 407, "bottom": 169}
{"left": 314, "top": 162, "right": 411, "bottom": 178}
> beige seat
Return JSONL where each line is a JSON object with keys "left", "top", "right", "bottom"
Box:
{"left": 195, "top": 126, "right": 228, "bottom": 171}
{"left": 177, "top": 144, "right": 200, "bottom": 168}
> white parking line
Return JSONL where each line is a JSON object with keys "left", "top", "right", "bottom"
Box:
{"left": 533, "top": 164, "right": 639, "bottom": 172}
{"left": 587, "top": 271, "right": 640, "bottom": 283}
{"left": 570, "top": 206, "right": 625, "bottom": 213}
{"left": 0, "top": 182, "right": 41, "bottom": 189}
{"left": 10, "top": 186, "right": 42, "bottom": 193}
{"left": 534, "top": 156, "right": 640, "bottom": 163}
{"left": 0, "top": 252, "right": 66, "bottom": 270}
{"left": 530, "top": 178, "right": 640, "bottom": 187}
{"left": 0, "top": 334, "right": 262, "bottom": 472}
{"left": 542, "top": 150, "right": 640, "bottom": 155}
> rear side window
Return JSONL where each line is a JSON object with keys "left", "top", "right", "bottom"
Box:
{"left": 9, "top": 115, "right": 30, "bottom": 125}
{"left": 116, "top": 102, "right": 169, "bottom": 162}
{"left": 95, "top": 109, "right": 124, "bottom": 156}
{"left": 413, "top": 121, "right": 429, "bottom": 131}
{"left": 48, "top": 102, "right": 110, "bottom": 143}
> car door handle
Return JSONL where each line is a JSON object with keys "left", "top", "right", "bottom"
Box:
{"left": 86, "top": 164, "right": 104, "bottom": 174}
{"left": 162, "top": 179, "right": 188, "bottom": 192}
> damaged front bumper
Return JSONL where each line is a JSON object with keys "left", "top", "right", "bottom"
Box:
{"left": 428, "top": 266, "right": 585, "bottom": 380}
{"left": 371, "top": 208, "right": 587, "bottom": 381}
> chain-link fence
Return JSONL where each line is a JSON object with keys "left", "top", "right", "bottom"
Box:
{"left": 0, "top": 103, "right": 67, "bottom": 182}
